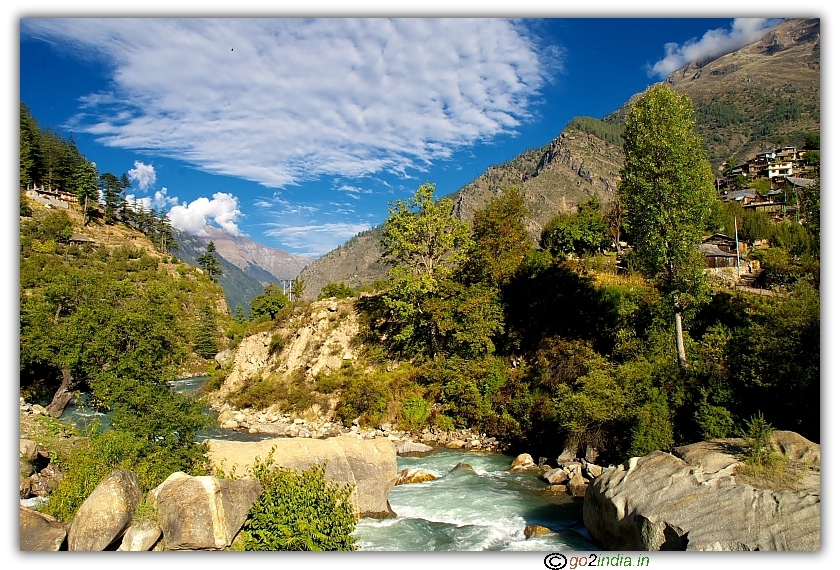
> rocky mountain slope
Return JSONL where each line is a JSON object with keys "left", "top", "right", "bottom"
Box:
{"left": 200, "top": 226, "right": 313, "bottom": 282}
{"left": 298, "top": 18, "right": 819, "bottom": 298}
{"left": 175, "top": 226, "right": 313, "bottom": 310}
{"left": 612, "top": 18, "right": 820, "bottom": 168}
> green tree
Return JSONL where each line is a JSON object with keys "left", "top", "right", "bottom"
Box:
{"left": 465, "top": 186, "right": 533, "bottom": 287}
{"left": 250, "top": 283, "right": 289, "bottom": 320}
{"left": 291, "top": 276, "right": 306, "bottom": 301}
{"left": 618, "top": 84, "right": 717, "bottom": 369}
{"left": 155, "top": 211, "right": 177, "bottom": 253}
{"left": 380, "top": 182, "right": 473, "bottom": 356}
{"left": 541, "top": 197, "right": 612, "bottom": 258}
{"left": 99, "top": 172, "right": 121, "bottom": 224}
{"left": 196, "top": 241, "right": 224, "bottom": 282}
{"left": 74, "top": 160, "right": 100, "bottom": 226}
{"left": 382, "top": 182, "right": 472, "bottom": 279}
{"left": 119, "top": 173, "right": 132, "bottom": 220}
{"left": 193, "top": 304, "right": 218, "bottom": 359}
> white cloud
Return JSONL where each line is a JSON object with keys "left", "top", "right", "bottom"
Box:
{"left": 23, "top": 18, "right": 555, "bottom": 188}
{"left": 127, "top": 160, "right": 156, "bottom": 192}
{"left": 168, "top": 192, "right": 243, "bottom": 237}
{"left": 126, "top": 187, "right": 179, "bottom": 212}
{"left": 648, "top": 18, "right": 782, "bottom": 79}
{"left": 264, "top": 222, "right": 372, "bottom": 257}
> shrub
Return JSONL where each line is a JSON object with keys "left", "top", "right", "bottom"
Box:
{"left": 739, "top": 412, "right": 777, "bottom": 466}
{"left": 268, "top": 333, "right": 285, "bottom": 356}
{"left": 335, "top": 372, "right": 392, "bottom": 426}
{"left": 318, "top": 282, "right": 355, "bottom": 300}
{"left": 694, "top": 400, "right": 734, "bottom": 440}
{"left": 233, "top": 452, "right": 356, "bottom": 551}
{"left": 400, "top": 395, "right": 431, "bottom": 430}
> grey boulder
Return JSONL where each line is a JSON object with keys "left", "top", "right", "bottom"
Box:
{"left": 583, "top": 449, "right": 820, "bottom": 551}
{"left": 68, "top": 470, "right": 142, "bottom": 551}
{"left": 149, "top": 472, "right": 261, "bottom": 550}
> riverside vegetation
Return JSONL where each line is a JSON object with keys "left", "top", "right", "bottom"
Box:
{"left": 19, "top": 104, "right": 357, "bottom": 549}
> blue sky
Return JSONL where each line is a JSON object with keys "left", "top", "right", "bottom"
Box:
{"left": 20, "top": 16, "right": 784, "bottom": 257}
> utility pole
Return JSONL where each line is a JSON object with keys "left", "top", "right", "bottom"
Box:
{"left": 734, "top": 216, "right": 741, "bottom": 275}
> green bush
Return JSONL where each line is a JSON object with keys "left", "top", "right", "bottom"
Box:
{"left": 628, "top": 389, "right": 674, "bottom": 457}
{"left": 268, "top": 333, "right": 285, "bottom": 356}
{"left": 694, "top": 400, "right": 734, "bottom": 440}
{"left": 318, "top": 282, "right": 355, "bottom": 300}
{"left": 234, "top": 452, "right": 356, "bottom": 551}
{"left": 335, "top": 372, "right": 392, "bottom": 426}
{"left": 739, "top": 412, "right": 777, "bottom": 466}
{"left": 400, "top": 395, "right": 431, "bottom": 430}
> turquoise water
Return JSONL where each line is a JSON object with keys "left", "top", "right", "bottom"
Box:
{"left": 59, "top": 376, "right": 275, "bottom": 443}
{"left": 354, "top": 449, "right": 595, "bottom": 551}
{"left": 60, "top": 377, "right": 594, "bottom": 551}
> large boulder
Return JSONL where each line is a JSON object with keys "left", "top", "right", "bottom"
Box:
{"left": 20, "top": 506, "right": 67, "bottom": 551}
{"left": 68, "top": 470, "right": 142, "bottom": 551}
{"left": 206, "top": 436, "right": 398, "bottom": 518}
{"left": 510, "top": 453, "right": 538, "bottom": 472}
{"left": 769, "top": 430, "right": 821, "bottom": 469}
{"left": 394, "top": 441, "right": 436, "bottom": 457}
{"left": 150, "top": 472, "right": 261, "bottom": 550}
{"left": 583, "top": 450, "right": 820, "bottom": 551}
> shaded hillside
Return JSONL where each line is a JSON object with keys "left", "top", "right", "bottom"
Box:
{"left": 298, "top": 227, "right": 388, "bottom": 299}
{"left": 174, "top": 229, "right": 270, "bottom": 312}
{"left": 299, "top": 18, "right": 818, "bottom": 296}
{"left": 201, "top": 226, "right": 313, "bottom": 281}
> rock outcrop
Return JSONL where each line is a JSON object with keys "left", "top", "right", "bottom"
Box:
{"left": 117, "top": 520, "right": 162, "bottom": 551}
{"left": 20, "top": 506, "right": 67, "bottom": 551}
{"left": 583, "top": 443, "right": 820, "bottom": 551}
{"left": 67, "top": 470, "right": 142, "bottom": 551}
{"left": 149, "top": 472, "right": 261, "bottom": 550}
{"left": 206, "top": 436, "right": 398, "bottom": 518}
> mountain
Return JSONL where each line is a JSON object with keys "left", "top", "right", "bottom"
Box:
{"left": 298, "top": 18, "right": 819, "bottom": 299}
{"left": 174, "top": 229, "right": 270, "bottom": 313}
{"left": 200, "top": 226, "right": 313, "bottom": 282}
{"left": 609, "top": 18, "right": 820, "bottom": 168}
{"left": 174, "top": 227, "right": 313, "bottom": 311}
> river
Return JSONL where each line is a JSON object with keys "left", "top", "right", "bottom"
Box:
{"left": 59, "top": 376, "right": 595, "bottom": 551}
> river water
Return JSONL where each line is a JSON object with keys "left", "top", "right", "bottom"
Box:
{"left": 59, "top": 376, "right": 595, "bottom": 551}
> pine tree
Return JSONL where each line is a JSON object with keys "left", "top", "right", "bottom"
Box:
{"left": 74, "top": 160, "right": 100, "bottom": 226}
{"left": 119, "top": 173, "right": 132, "bottom": 221}
{"left": 196, "top": 241, "right": 223, "bottom": 282}
{"left": 193, "top": 305, "right": 218, "bottom": 359}
{"left": 100, "top": 172, "right": 121, "bottom": 224}
{"left": 156, "top": 211, "right": 178, "bottom": 253}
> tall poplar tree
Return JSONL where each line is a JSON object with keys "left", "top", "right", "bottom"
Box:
{"left": 618, "top": 84, "right": 717, "bottom": 369}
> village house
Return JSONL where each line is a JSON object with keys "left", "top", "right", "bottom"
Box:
{"left": 24, "top": 184, "right": 77, "bottom": 210}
